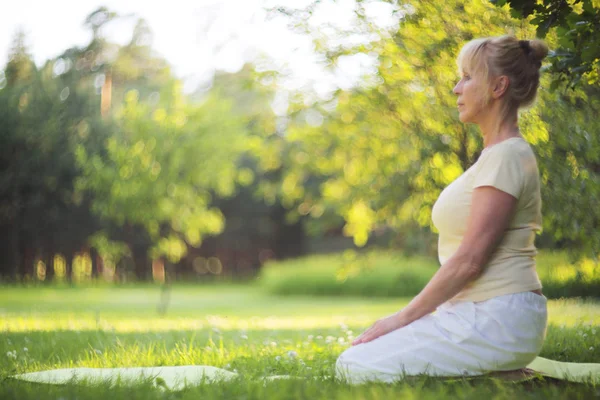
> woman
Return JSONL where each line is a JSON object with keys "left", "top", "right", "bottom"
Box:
{"left": 336, "top": 36, "right": 550, "bottom": 383}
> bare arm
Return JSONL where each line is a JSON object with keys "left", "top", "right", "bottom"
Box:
{"left": 398, "top": 186, "right": 518, "bottom": 323}
{"left": 353, "top": 185, "right": 518, "bottom": 345}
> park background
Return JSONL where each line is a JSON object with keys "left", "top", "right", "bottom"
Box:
{"left": 1, "top": 1, "right": 599, "bottom": 399}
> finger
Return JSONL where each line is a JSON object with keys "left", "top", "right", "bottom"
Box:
{"left": 352, "top": 329, "right": 370, "bottom": 345}
{"left": 354, "top": 325, "right": 374, "bottom": 341}
{"left": 352, "top": 331, "right": 368, "bottom": 345}
{"left": 352, "top": 322, "right": 381, "bottom": 345}
{"left": 362, "top": 331, "right": 381, "bottom": 344}
{"left": 353, "top": 328, "right": 379, "bottom": 345}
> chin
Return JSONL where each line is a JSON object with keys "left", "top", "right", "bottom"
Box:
{"left": 458, "top": 110, "right": 476, "bottom": 124}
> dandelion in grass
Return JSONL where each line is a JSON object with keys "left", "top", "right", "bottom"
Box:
{"left": 287, "top": 350, "right": 298, "bottom": 359}
{"left": 591, "top": 347, "right": 595, "bottom": 351}
{"left": 6, "top": 350, "right": 17, "bottom": 360}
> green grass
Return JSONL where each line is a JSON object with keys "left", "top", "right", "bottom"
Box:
{"left": 259, "top": 249, "right": 600, "bottom": 299}
{"left": 1, "top": 285, "right": 599, "bottom": 399}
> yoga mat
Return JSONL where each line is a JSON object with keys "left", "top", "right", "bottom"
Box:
{"left": 11, "top": 365, "right": 238, "bottom": 391}
{"left": 526, "top": 357, "right": 600, "bottom": 383}
{"left": 10, "top": 357, "right": 600, "bottom": 390}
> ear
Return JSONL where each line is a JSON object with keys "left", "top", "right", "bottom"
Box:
{"left": 491, "top": 76, "right": 509, "bottom": 99}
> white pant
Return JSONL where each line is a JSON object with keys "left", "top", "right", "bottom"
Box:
{"left": 336, "top": 291, "right": 548, "bottom": 384}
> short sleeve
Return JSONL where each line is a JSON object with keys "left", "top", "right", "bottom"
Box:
{"left": 472, "top": 146, "right": 523, "bottom": 199}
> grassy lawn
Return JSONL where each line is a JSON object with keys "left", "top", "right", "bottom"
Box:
{"left": 1, "top": 284, "right": 599, "bottom": 399}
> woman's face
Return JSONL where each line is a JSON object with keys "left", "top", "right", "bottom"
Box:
{"left": 453, "top": 70, "right": 488, "bottom": 124}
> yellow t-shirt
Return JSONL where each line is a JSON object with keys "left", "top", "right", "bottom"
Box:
{"left": 431, "top": 137, "right": 543, "bottom": 303}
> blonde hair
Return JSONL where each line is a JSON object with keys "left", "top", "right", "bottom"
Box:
{"left": 457, "top": 36, "right": 548, "bottom": 131}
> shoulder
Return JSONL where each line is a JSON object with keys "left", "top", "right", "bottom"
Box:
{"left": 471, "top": 138, "right": 538, "bottom": 198}
{"left": 477, "top": 137, "right": 536, "bottom": 167}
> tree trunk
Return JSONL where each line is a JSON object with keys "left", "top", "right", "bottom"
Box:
{"left": 90, "top": 247, "right": 99, "bottom": 280}
{"left": 43, "top": 247, "right": 55, "bottom": 283}
{"left": 21, "top": 245, "right": 35, "bottom": 281}
{"left": 0, "top": 225, "right": 11, "bottom": 281}
{"left": 164, "top": 260, "right": 173, "bottom": 283}
{"left": 64, "top": 251, "right": 73, "bottom": 284}
{"left": 132, "top": 246, "right": 151, "bottom": 281}
{"left": 124, "top": 223, "right": 152, "bottom": 281}
{"left": 272, "top": 205, "right": 306, "bottom": 260}
{"left": 10, "top": 218, "right": 21, "bottom": 281}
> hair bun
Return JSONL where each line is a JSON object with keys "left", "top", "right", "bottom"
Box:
{"left": 526, "top": 39, "right": 549, "bottom": 67}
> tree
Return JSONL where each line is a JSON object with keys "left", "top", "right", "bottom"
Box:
{"left": 4, "top": 28, "right": 35, "bottom": 87}
{"left": 268, "top": 0, "right": 600, "bottom": 260}
{"left": 75, "top": 84, "right": 250, "bottom": 279}
{"left": 492, "top": 0, "right": 600, "bottom": 88}
{"left": 0, "top": 57, "right": 106, "bottom": 282}
{"left": 108, "top": 18, "right": 173, "bottom": 109}
{"left": 267, "top": 0, "right": 546, "bottom": 247}
{"left": 202, "top": 64, "right": 313, "bottom": 265}
{"left": 533, "top": 82, "right": 600, "bottom": 258}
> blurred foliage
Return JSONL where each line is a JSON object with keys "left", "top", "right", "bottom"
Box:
{"left": 492, "top": 0, "right": 600, "bottom": 88}
{"left": 260, "top": 250, "right": 438, "bottom": 297}
{"left": 265, "top": 0, "right": 543, "bottom": 246}
{"left": 0, "top": 30, "right": 107, "bottom": 281}
{"left": 4, "top": 28, "right": 35, "bottom": 87}
{"left": 261, "top": 0, "right": 600, "bottom": 259}
{"left": 260, "top": 249, "right": 600, "bottom": 299}
{"left": 534, "top": 83, "right": 600, "bottom": 258}
{"left": 2, "top": 1, "right": 600, "bottom": 283}
{"left": 75, "top": 85, "right": 249, "bottom": 263}
{"left": 0, "top": 7, "right": 254, "bottom": 281}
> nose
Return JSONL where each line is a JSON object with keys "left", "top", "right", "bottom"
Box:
{"left": 453, "top": 80, "right": 462, "bottom": 95}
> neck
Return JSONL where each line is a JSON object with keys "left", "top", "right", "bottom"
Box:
{"left": 477, "top": 104, "right": 520, "bottom": 148}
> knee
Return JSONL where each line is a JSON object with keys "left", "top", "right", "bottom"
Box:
{"left": 335, "top": 351, "right": 354, "bottom": 382}
{"left": 335, "top": 348, "right": 370, "bottom": 384}
{"left": 335, "top": 345, "right": 409, "bottom": 384}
